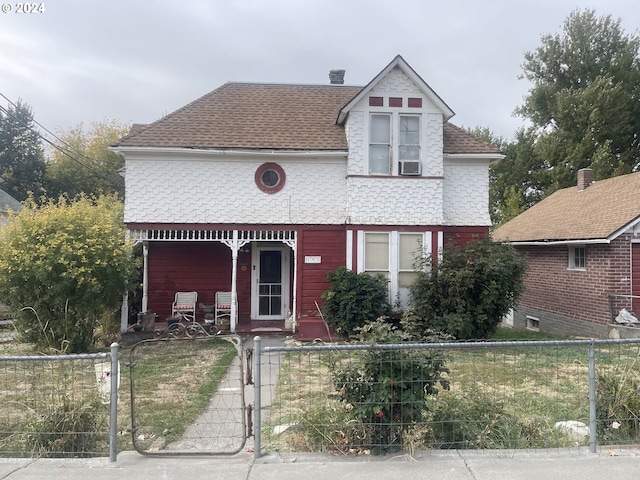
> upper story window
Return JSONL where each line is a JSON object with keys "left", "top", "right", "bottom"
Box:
{"left": 568, "top": 246, "right": 586, "bottom": 270}
{"left": 399, "top": 115, "right": 420, "bottom": 160}
{"left": 369, "top": 114, "right": 391, "bottom": 174}
{"left": 368, "top": 112, "right": 421, "bottom": 175}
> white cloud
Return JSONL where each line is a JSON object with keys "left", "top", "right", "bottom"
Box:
{"left": 0, "top": 0, "right": 638, "bottom": 139}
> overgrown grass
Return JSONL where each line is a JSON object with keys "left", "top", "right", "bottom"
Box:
{"left": 263, "top": 330, "right": 640, "bottom": 453}
{"left": 122, "top": 337, "right": 238, "bottom": 451}
{"left": 0, "top": 335, "right": 238, "bottom": 456}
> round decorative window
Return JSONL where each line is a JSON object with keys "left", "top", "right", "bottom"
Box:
{"left": 255, "top": 163, "right": 286, "bottom": 194}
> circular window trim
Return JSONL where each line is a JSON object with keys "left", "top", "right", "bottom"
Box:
{"left": 255, "top": 162, "right": 286, "bottom": 194}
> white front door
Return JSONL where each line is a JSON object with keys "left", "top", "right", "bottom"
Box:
{"left": 251, "top": 244, "right": 290, "bottom": 320}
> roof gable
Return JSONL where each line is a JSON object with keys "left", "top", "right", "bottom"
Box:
{"left": 493, "top": 171, "right": 640, "bottom": 243}
{"left": 336, "top": 55, "right": 455, "bottom": 125}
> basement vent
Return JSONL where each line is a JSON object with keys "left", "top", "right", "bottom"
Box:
{"left": 526, "top": 315, "right": 540, "bottom": 332}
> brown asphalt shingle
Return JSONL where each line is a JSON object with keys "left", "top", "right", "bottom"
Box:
{"left": 115, "top": 82, "right": 501, "bottom": 155}
{"left": 492, "top": 171, "right": 640, "bottom": 243}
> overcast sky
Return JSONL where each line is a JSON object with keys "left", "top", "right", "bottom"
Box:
{"left": 1, "top": 0, "right": 638, "bottom": 142}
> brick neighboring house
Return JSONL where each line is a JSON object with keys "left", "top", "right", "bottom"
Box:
{"left": 493, "top": 169, "right": 640, "bottom": 338}
{"left": 112, "top": 55, "right": 503, "bottom": 339}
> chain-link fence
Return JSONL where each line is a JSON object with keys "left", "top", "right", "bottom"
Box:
{"left": 0, "top": 345, "right": 119, "bottom": 460}
{"left": 254, "top": 338, "right": 640, "bottom": 457}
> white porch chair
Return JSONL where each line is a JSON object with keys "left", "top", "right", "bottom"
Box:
{"left": 215, "top": 291, "right": 233, "bottom": 324}
{"left": 172, "top": 291, "right": 198, "bottom": 323}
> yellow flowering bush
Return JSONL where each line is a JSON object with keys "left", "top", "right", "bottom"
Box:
{"left": 0, "top": 195, "right": 136, "bottom": 352}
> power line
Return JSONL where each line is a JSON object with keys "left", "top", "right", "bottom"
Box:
{"left": 0, "top": 94, "right": 121, "bottom": 186}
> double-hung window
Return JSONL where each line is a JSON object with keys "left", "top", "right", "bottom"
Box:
{"left": 369, "top": 113, "right": 421, "bottom": 175}
{"left": 399, "top": 115, "right": 420, "bottom": 161}
{"left": 569, "top": 246, "right": 586, "bottom": 270}
{"left": 369, "top": 114, "right": 391, "bottom": 174}
{"left": 364, "top": 232, "right": 389, "bottom": 278}
{"left": 398, "top": 233, "right": 423, "bottom": 287}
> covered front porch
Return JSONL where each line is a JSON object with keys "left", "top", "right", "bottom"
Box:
{"left": 121, "top": 228, "right": 298, "bottom": 334}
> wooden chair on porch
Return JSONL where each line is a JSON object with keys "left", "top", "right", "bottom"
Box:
{"left": 172, "top": 291, "right": 198, "bottom": 323}
{"left": 215, "top": 291, "right": 233, "bottom": 326}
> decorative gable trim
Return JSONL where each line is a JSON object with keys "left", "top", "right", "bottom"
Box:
{"left": 336, "top": 55, "right": 455, "bottom": 125}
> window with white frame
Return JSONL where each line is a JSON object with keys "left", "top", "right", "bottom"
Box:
{"left": 399, "top": 115, "right": 420, "bottom": 161}
{"left": 361, "top": 231, "right": 427, "bottom": 308}
{"left": 369, "top": 114, "right": 391, "bottom": 174}
{"left": 398, "top": 233, "right": 423, "bottom": 287}
{"left": 568, "top": 246, "right": 586, "bottom": 270}
{"left": 368, "top": 113, "right": 422, "bottom": 175}
{"left": 364, "top": 232, "right": 389, "bottom": 278}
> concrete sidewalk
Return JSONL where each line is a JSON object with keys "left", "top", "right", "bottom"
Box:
{"left": 0, "top": 449, "right": 638, "bottom": 480}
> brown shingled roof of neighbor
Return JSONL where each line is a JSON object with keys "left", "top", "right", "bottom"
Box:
{"left": 492, "top": 171, "right": 640, "bottom": 243}
{"left": 115, "top": 82, "right": 501, "bottom": 155}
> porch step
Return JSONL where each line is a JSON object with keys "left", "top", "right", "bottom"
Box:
{"left": 296, "top": 318, "right": 339, "bottom": 342}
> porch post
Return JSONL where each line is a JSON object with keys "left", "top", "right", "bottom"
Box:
{"left": 141, "top": 242, "right": 149, "bottom": 313}
{"left": 120, "top": 293, "right": 128, "bottom": 334}
{"left": 291, "top": 236, "right": 298, "bottom": 331}
{"left": 230, "top": 231, "right": 239, "bottom": 332}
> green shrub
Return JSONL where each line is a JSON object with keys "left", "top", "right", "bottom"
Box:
{"left": 410, "top": 237, "right": 526, "bottom": 340}
{"left": 331, "top": 318, "right": 449, "bottom": 454}
{"left": 321, "top": 267, "right": 391, "bottom": 338}
{"left": 0, "top": 195, "right": 138, "bottom": 352}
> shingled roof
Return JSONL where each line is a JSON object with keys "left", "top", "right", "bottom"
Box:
{"left": 114, "top": 82, "right": 501, "bottom": 155}
{"left": 492, "top": 171, "right": 640, "bottom": 243}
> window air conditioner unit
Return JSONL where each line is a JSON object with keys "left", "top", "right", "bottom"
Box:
{"left": 399, "top": 160, "right": 421, "bottom": 176}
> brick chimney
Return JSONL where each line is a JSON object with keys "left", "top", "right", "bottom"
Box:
{"left": 577, "top": 168, "right": 594, "bottom": 191}
{"left": 329, "top": 69, "right": 345, "bottom": 85}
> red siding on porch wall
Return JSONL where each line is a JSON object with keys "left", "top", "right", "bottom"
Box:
{"left": 443, "top": 226, "right": 489, "bottom": 247}
{"left": 297, "top": 228, "right": 346, "bottom": 319}
{"left": 147, "top": 242, "right": 251, "bottom": 321}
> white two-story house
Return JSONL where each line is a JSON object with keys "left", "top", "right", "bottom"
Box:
{"left": 112, "top": 55, "right": 502, "bottom": 339}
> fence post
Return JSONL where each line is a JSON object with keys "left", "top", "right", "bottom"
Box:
{"left": 109, "top": 342, "right": 119, "bottom": 462}
{"left": 588, "top": 339, "right": 597, "bottom": 454}
{"left": 253, "top": 336, "right": 262, "bottom": 460}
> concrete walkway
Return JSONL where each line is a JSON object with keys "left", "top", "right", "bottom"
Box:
{"left": 166, "top": 334, "right": 284, "bottom": 454}
{"left": 0, "top": 449, "right": 638, "bottom": 479}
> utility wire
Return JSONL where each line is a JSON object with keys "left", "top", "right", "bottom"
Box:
{"left": 0, "top": 94, "right": 121, "bottom": 185}
{"left": 0, "top": 91, "right": 107, "bottom": 168}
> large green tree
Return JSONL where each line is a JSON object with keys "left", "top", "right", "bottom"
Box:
{"left": 0, "top": 100, "right": 46, "bottom": 201}
{"left": 0, "top": 195, "right": 137, "bottom": 352}
{"left": 487, "top": 127, "right": 549, "bottom": 225}
{"left": 517, "top": 8, "right": 640, "bottom": 192}
{"left": 44, "top": 120, "right": 129, "bottom": 199}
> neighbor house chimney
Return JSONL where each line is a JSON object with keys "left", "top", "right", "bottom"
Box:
{"left": 577, "top": 168, "right": 595, "bottom": 191}
{"left": 329, "top": 69, "right": 345, "bottom": 84}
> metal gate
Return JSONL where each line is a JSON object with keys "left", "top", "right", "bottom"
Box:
{"left": 128, "top": 328, "right": 253, "bottom": 456}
